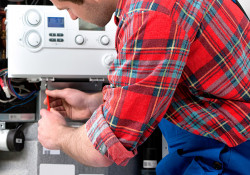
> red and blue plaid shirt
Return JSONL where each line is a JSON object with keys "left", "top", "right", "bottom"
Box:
{"left": 86, "top": 0, "right": 250, "bottom": 165}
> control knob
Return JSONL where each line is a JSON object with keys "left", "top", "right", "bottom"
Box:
{"left": 100, "top": 35, "right": 110, "bottom": 45}
{"left": 75, "top": 35, "right": 84, "bottom": 45}
{"left": 103, "top": 54, "right": 115, "bottom": 67}
{"left": 26, "top": 31, "right": 41, "bottom": 47}
{"left": 26, "top": 10, "right": 41, "bottom": 26}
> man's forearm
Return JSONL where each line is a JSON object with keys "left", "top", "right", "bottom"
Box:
{"left": 59, "top": 124, "right": 113, "bottom": 167}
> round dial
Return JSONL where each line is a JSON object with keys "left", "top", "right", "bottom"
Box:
{"left": 75, "top": 35, "right": 84, "bottom": 45}
{"left": 26, "top": 10, "right": 41, "bottom": 26}
{"left": 26, "top": 32, "right": 41, "bottom": 47}
{"left": 103, "top": 54, "right": 115, "bottom": 67}
{"left": 100, "top": 35, "right": 110, "bottom": 45}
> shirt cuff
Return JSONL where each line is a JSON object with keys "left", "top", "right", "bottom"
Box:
{"left": 85, "top": 106, "right": 137, "bottom": 166}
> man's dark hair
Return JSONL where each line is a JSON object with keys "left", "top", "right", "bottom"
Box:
{"left": 59, "top": 0, "right": 83, "bottom": 5}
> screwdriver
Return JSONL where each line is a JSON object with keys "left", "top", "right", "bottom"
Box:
{"left": 45, "top": 83, "right": 50, "bottom": 111}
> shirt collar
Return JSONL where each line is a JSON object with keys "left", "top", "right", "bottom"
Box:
{"left": 114, "top": 0, "right": 126, "bottom": 24}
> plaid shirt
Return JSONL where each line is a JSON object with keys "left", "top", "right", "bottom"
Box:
{"left": 86, "top": 0, "right": 250, "bottom": 165}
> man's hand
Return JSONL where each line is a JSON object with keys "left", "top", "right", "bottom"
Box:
{"left": 44, "top": 88, "right": 103, "bottom": 120}
{"left": 38, "top": 109, "right": 69, "bottom": 150}
{"left": 38, "top": 108, "right": 113, "bottom": 167}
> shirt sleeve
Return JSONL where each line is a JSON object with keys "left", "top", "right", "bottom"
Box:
{"left": 85, "top": 10, "right": 191, "bottom": 166}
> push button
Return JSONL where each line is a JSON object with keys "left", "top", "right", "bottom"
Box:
{"left": 49, "top": 33, "right": 56, "bottom": 36}
{"left": 49, "top": 38, "right": 56, "bottom": 42}
{"left": 213, "top": 161, "right": 222, "bottom": 170}
{"left": 57, "top": 38, "right": 64, "bottom": 42}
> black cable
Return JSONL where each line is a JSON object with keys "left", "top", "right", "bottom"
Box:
{"left": 34, "top": 0, "right": 39, "bottom": 5}
{"left": 16, "top": 123, "right": 24, "bottom": 132}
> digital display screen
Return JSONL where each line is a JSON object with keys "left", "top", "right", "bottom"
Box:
{"left": 79, "top": 19, "right": 104, "bottom": 31}
{"left": 48, "top": 17, "right": 64, "bottom": 28}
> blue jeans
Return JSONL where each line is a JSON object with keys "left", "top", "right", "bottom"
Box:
{"left": 156, "top": 119, "right": 250, "bottom": 175}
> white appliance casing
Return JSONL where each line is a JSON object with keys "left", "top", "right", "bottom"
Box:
{"left": 6, "top": 5, "right": 117, "bottom": 80}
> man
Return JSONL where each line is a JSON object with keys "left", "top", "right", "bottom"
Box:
{"left": 38, "top": 0, "right": 250, "bottom": 174}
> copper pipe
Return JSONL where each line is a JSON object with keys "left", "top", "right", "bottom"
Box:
{"left": 0, "top": 11, "right": 5, "bottom": 16}
{"left": 2, "top": 17, "right": 5, "bottom": 31}
{"left": 1, "top": 17, "right": 6, "bottom": 50}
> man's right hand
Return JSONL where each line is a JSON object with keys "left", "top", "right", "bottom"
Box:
{"left": 44, "top": 88, "right": 103, "bottom": 121}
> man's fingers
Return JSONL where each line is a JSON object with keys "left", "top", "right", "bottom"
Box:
{"left": 45, "top": 89, "right": 69, "bottom": 99}
{"left": 50, "top": 108, "right": 61, "bottom": 115}
{"left": 49, "top": 98, "right": 63, "bottom": 107}
{"left": 52, "top": 106, "right": 65, "bottom": 111}
{"left": 40, "top": 108, "right": 49, "bottom": 118}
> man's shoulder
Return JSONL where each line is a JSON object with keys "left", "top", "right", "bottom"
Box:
{"left": 121, "top": 0, "right": 213, "bottom": 17}
{"left": 122, "top": 0, "right": 175, "bottom": 15}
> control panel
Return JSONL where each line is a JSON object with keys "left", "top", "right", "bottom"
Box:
{"left": 5, "top": 5, "right": 117, "bottom": 80}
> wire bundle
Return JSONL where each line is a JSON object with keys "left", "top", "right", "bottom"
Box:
{"left": 25, "top": 0, "right": 39, "bottom": 5}
{"left": 0, "top": 68, "right": 39, "bottom": 112}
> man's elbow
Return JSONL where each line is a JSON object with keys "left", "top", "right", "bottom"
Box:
{"left": 91, "top": 154, "right": 114, "bottom": 167}
{"left": 100, "top": 158, "right": 114, "bottom": 167}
